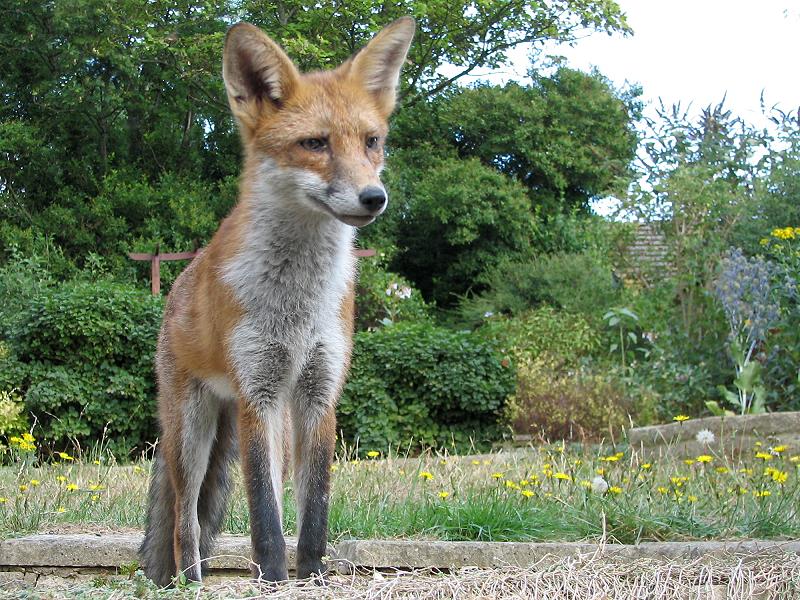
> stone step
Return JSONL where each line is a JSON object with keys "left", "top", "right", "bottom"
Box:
{"left": 1, "top": 534, "right": 799, "bottom": 574}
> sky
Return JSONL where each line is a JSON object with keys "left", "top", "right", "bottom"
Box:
{"left": 505, "top": 0, "right": 800, "bottom": 128}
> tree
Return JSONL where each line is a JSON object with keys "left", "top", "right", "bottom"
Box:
{"left": 432, "top": 70, "right": 640, "bottom": 211}
{"left": 240, "top": 0, "right": 631, "bottom": 103}
{"left": 382, "top": 153, "right": 537, "bottom": 306}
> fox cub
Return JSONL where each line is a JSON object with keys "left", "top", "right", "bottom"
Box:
{"left": 139, "top": 17, "right": 415, "bottom": 586}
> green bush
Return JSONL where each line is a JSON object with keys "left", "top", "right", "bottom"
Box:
{"left": 338, "top": 322, "right": 516, "bottom": 454}
{"left": 6, "top": 279, "right": 163, "bottom": 456}
{"left": 355, "top": 252, "right": 430, "bottom": 330}
{"left": 460, "top": 252, "right": 621, "bottom": 324}
{"left": 477, "top": 307, "right": 601, "bottom": 366}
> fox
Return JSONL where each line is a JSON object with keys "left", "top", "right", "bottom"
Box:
{"left": 138, "top": 17, "right": 415, "bottom": 587}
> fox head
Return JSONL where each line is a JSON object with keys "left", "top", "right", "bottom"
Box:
{"left": 222, "top": 18, "right": 415, "bottom": 227}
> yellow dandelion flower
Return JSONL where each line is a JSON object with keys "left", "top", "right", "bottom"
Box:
{"left": 8, "top": 436, "right": 21, "bottom": 445}
{"left": 491, "top": 472, "right": 504, "bottom": 479}
{"left": 739, "top": 468, "right": 753, "bottom": 475}
{"left": 57, "top": 452, "right": 74, "bottom": 461}
{"left": 56, "top": 507, "right": 66, "bottom": 513}
{"left": 673, "top": 415, "right": 690, "bottom": 422}
{"left": 0, "top": 497, "right": 7, "bottom": 503}
{"left": 420, "top": 471, "right": 434, "bottom": 481}
{"left": 687, "top": 495, "right": 698, "bottom": 503}
{"left": 657, "top": 486, "right": 668, "bottom": 494}
{"left": 696, "top": 455, "right": 713, "bottom": 463}
{"left": 56, "top": 475, "right": 67, "bottom": 483}
{"left": 133, "top": 465, "right": 144, "bottom": 473}
{"left": 438, "top": 491, "right": 449, "bottom": 499}
{"left": 715, "top": 467, "right": 729, "bottom": 474}
{"left": 641, "top": 463, "right": 652, "bottom": 470}
{"left": 520, "top": 479, "right": 529, "bottom": 486}
{"left": 91, "top": 494, "right": 100, "bottom": 502}
{"left": 554, "top": 472, "right": 572, "bottom": 481}
{"left": 66, "top": 483, "right": 78, "bottom": 491}
{"left": 771, "top": 470, "right": 788, "bottom": 484}
{"left": 601, "top": 454, "right": 620, "bottom": 462}
{"left": 755, "top": 452, "right": 773, "bottom": 461}
{"left": 30, "top": 479, "right": 40, "bottom": 486}
{"left": 608, "top": 486, "right": 622, "bottom": 494}
{"left": 596, "top": 468, "right": 605, "bottom": 476}
{"left": 398, "top": 469, "right": 405, "bottom": 475}
{"left": 580, "top": 480, "right": 592, "bottom": 488}
{"left": 505, "top": 480, "right": 519, "bottom": 490}
{"left": 89, "top": 484, "right": 104, "bottom": 491}
{"left": 330, "top": 464, "right": 338, "bottom": 472}
{"left": 790, "top": 455, "right": 800, "bottom": 463}
{"left": 755, "top": 441, "right": 763, "bottom": 447}
{"left": 471, "top": 460, "right": 480, "bottom": 466}
{"left": 22, "top": 433, "right": 35, "bottom": 442}
{"left": 684, "top": 459, "right": 695, "bottom": 466}
{"left": 754, "top": 490, "right": 772, "bottom": 498}
{"left": 521, "top": 489, "right": 534, "bottom": 498}
{"left": 93, "top": 460, "right": 101, "bottom": 465}
{"left": 18, "top": 484, "right": 28, "bottom": 492}
{"left": 771, "top": 445, "right": 787, "bottom": 454}
{"left": 574, "top": 459, "right": 583, "bottom": 466}
{"left": 366, "top": 451, "right": 379, "bottom": 458}
{"left": 670, "top": 477, "right": 684, "bottom": 487}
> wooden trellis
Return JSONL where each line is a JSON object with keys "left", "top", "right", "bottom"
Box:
{"left": 129, "top": 245, "right": 376, "bottom": 296}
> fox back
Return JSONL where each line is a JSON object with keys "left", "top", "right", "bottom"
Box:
{"left": 139, "top": 18, "right": 415, "bottom": 587}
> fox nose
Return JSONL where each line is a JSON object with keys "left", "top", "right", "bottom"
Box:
{"left": 358, "top": 186, "right": 387, "bottom": 212}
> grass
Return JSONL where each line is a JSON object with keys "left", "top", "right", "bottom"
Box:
{"left": 1, "top": 432, "right": 799, "bottom": 544}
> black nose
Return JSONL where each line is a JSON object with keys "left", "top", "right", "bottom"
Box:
{"left": 358, "top": 186, "right": 387, "bottom": 212}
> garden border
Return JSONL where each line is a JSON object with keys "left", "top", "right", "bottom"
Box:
{"left": 1, "top": 533, "right": 799, "bottom": 577}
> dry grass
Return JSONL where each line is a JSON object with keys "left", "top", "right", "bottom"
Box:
{"left": 5, "top": 555, "right": 799, "bottom": 599}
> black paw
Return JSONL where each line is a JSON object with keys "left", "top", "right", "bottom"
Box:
{"left": 296, "top": 558, "right": 327, "bottom": 581}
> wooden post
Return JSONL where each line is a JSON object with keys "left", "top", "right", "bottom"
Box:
{"left": 151, "top": 243, "right": 160, "bottom": 296}
{"left": 129, "top": 246, "right": 375, "bottom": 295}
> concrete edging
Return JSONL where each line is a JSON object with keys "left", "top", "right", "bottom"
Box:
{"left": 1, "top": 534, "right": 799, "bottom": 574}
{"left": 627, "top": 412, "right": 800, "bottom": 459}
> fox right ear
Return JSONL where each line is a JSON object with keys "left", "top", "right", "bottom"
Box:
{"left": 223, "top": 23, "right": 300, "bottom": 133}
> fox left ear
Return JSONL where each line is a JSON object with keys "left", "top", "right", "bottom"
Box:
{"left": 348, "top": 17, "right": 415, "bottom": 116}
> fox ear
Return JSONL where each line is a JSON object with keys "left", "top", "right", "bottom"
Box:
{"left": 223, "top": 23, "right": 300, "bottom": 132}
{"left": 348, "top": 17, "right": 415, "bottom": 116}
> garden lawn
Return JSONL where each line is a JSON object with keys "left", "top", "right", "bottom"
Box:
{"left": 1, "top": 434, "right": 799, "bottom": 543}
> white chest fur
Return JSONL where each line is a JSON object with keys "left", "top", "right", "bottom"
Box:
{"left": 221, "top": 175, "right": 356, "bottom": 355}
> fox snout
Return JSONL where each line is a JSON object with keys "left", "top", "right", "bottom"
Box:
{"left": 358, "top": 186, "right": 387, "bottom": 212}
{"left": 315, "top": 181, "right": 388, "bottom": 228}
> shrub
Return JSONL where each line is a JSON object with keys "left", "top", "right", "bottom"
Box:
{"left": 477, "top": 307, "right": 601, "bottom": 366}
{"left": 338, "top": 322, "right": 516, "bottom": 454}
{"left": 508, "top": 354, "right": 657, "bottom": 441}
{"left": 7, "top": 279, "right": 163, "bottom": 456}
{"left": 0, "top": 388, "right": 27, "bottom": 438}
{"left": 459, "top": 252, "right": 620, "bottom": 324}
{"left": 354, "top": 252, "right": 430, "bottom": 330}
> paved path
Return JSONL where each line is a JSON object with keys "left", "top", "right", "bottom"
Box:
{"left": 1, "top": 533, "right": 799, "bottom": 574}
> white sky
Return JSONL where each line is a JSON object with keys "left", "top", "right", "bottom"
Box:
{"left": 502, "top": 0, "right": 800, "bottom": 128}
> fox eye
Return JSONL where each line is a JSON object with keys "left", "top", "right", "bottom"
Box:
{"left": 366, "top": 136, "right": 379, "bottom": 149}
{"left": 300, "top": 138, "right": 328, "bottom": 152}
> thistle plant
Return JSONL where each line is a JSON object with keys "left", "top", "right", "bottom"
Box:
{"left": 713, "top": 248, "right": 781, "bottom": 415}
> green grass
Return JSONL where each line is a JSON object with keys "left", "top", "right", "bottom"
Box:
{"left": 1, "top": 436, "right": 799, "bottom": 543}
